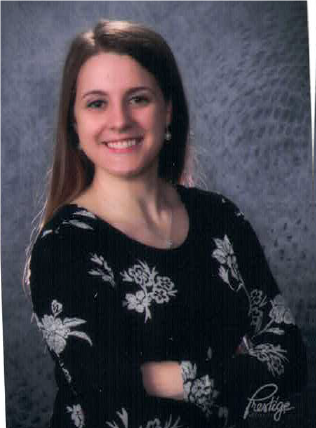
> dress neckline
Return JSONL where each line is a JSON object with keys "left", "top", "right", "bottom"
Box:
{"left": 63, "top": 184, "right": 194, "bottom": 254}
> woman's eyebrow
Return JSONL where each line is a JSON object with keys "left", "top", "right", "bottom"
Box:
{"left": 81, "top": 90, "right": 107, "bottom": 100}
{"left": 81, "top": 86, "right": 155, "bottom": 100}
{"left": 126, "top": 86, "right": 155, "bottom": 95}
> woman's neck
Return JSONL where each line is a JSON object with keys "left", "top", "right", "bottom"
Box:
{"left": 77, "top": 170, "right": 175, "bottom": 225}
{"left": 71, "top": 170, "right": 187, "bottom": 250}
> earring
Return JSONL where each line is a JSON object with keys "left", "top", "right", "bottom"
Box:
{"left": 165, "top": 126, "right": 172, "bottom": 143}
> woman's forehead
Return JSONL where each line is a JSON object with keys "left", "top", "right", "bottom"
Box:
{"left": 76, "top": 52, "right": 160, "bottom": 95}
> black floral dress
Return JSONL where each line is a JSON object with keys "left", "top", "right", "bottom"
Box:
{"left": 29, "top": 186, "right": 307, "bottom": 428}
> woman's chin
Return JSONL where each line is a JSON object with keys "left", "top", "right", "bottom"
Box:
{"left": 94, "top": 162, "right": 159, "bottom": 182}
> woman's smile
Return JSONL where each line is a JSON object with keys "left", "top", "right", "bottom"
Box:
{"left": 101, "top": 137, "right": 143, "bottom": 152}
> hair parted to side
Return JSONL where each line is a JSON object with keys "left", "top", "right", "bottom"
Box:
{"left": 43, "top": 19, "right": 191, "bottom": 227}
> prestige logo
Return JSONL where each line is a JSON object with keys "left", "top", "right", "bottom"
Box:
{"left": 243, "top": 383, "right": 294, "bottom": 422}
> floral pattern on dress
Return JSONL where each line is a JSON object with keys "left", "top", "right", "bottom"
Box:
{"left": 89, "top": 253, "right": 116, "bottom": 287}
{"left": 180, "top": 361, "right": 219, "bottom": 418}
{"left": 62, "top": 219, "right": 94, "bottom": 230}
{"left": 121, "top": 261, "right": 177, "bottom": 322}
{"left": 181, "top": 360, "right": 197, "bottom": 396}
{"left": 269, "top": 294, "right": 295, "bottom": 325}
{"left": 66, "top": 404, "right": 85, "bottom": 428}
{"left": 41, "top": 208, "right": 96, "bottom": 239}
{"left": 73, "top": 209, "right": 96, "bottom": 219}
{"left": 34, "top": 299, "right": 92, "bottom": 356}
{"left": 212, "top": 235, "right": 245, "bottom": 292}
{"left": 62, "top": 367, "right": 72, "bottom": 383}
{"left": 248, "top": 289, "right": 267, "bottom": 334}
{"left": 248, "top": 343, "right": 288, "bottom": 376}
{"left": 106, "top": 408, "right": 184, "bottom": 428}
{"left": 212, "top": 235, "right": 295, "bottom": 378}
{"left": 41, "top": 229, "right": 53, "bottom": 238}
{"left": 250, "top": 292, "right": 295, "bottom": 338}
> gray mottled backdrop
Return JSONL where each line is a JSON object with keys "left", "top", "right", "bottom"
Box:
{"left": 1, "top": 2, "right": 315, "bottom": 428}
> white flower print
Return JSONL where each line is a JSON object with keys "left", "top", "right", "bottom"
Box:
{"left": 244, "top": 290, "right": 292, "bottom": 376}
{"left": 143, "top": 415, "right": 183, "bottom": 428}
{"left": 180, "top": 361, "right": 197, "bottom": 383}
{"left": 106, "top": 408, "right": 183, "bottom": 428}
{"left": 250, "top": 293, "right": 295, "bottom": 339}
{"left": 89, "top": 253, "right": 116, "bottom": 287}
{"left": 245, "top": 291, "right": 291, "bottom": 375}
{"left": 52, "top": 299, "right": 62, "bottom": 314}
{"left": 41, "top": 229, "right": 53, "bottom": 238}
{"left": 189, "top": 376, "right": 219, "bottom": 417}
{"left": 62, "top": 219, "right": 94, "bottom": 230}
{"left": 62, "top": 367, "right": 72, "bottom": 383}
{"left": 123, "top": 262, "right": 153, "bottom": 286}
{"left": 191, "top": 376, "right": 212, "bottom": 401}
{"left": 73, "top": 209, "right": 96, "bottom": 219}
{"left": 155, "top": 276, "right": 174, "bottom": 291}
{"left": 121, "top": 261, "right": 177, "bottom": 322}
{"left": 248, "top": 289, "right": 268, "bottom": 333}
{"left": 180, "top": 361, "right": 197, "bottom": 400}
{"left": 124, "top": 291, "right": 151, "bottom": 314}
{"left": 34, "top": 300, "right": 92, "bottom": 356}
{"left": 218, "top": 266, "right": 229, "bottom": 285}
{"left": 269, "top": 294, "right": 295, "bottom": 325}
{"left": 66, "top": 404, "right": 85, "bottom": 428}
{"left": 249, "top": 289, "right": 267, "bottom": 308}
{"left": 151, "top": 287, "right": 170, "bottom": 303}
{"left": 250, "top": 307, "right": 264, "bottom": 334}
{"left": 248, "top": 343, "right": 288, "bottom": 377}
{"left": 212, "top": 235, "right": 245, "bottom": 292}
{"left": 180, "top": 361, "right": 219, "bottom": 418}
{"left": 107, "top": 408, "right": 129, "bottom": 428}
{"left": 212, "top": 233, "right": 293, "bottom": 382}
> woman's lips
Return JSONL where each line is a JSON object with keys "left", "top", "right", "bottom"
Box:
{"left": 102, "top": 137, "right": 143, "bottom": 153}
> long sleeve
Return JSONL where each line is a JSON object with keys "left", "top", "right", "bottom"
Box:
{"left": 29, "top": 219, "right": 144, "bottom": 428}
{"left": 179, "top": 195, "right": 307, "bottom": 427}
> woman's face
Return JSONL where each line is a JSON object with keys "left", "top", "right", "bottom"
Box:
{"left": 74, "top": 52, "right": 172, "bottom": 181}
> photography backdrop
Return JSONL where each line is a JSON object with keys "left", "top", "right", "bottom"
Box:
{"left": 1, "top": 2, "right": 315, "bottom": 428}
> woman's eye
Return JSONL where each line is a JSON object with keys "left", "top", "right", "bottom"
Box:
{"left": 129, "top": 95, "right": 150, "bottom": 106}
{"left": 87, "top": 100, "right": 106, "bottom": 109}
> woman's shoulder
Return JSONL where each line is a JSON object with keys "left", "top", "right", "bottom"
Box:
{"left": 177, "top": 185, "right": 244, "bottom": 217}
{"left": 44, "top": 204, "right": 97, "bottom": 234}
{"left": 31, "top": 204, "right": 100, "bottom": 256}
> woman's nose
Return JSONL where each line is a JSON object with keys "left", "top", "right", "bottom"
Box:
{"left": 107, "top": 101, "right": 131, "bottom": 131}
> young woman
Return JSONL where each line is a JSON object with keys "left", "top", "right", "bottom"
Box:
{"left": 28, "top": 19, "right": 307, "bottom": 428}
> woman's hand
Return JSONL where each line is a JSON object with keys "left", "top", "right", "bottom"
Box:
{"left": 140, "top": 361, "right": 184, "bottom": 400}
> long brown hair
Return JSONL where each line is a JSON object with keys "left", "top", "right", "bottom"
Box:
{"left": 44, "top": 19, "right": 190, "bottom": 227}
{"left": 24, "top": 19, "right": 191, "bottom": 291}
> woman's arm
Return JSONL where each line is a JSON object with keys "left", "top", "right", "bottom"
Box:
{"left": 141, "top": 198, "right": 308, "bottom": 426}
{"left": 30, "top": 219, "right": 145, "bottom": 426}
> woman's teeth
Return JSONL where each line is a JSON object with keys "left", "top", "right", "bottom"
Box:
{"left": 106, "top": 139, "right": 140, "bottom": 149}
